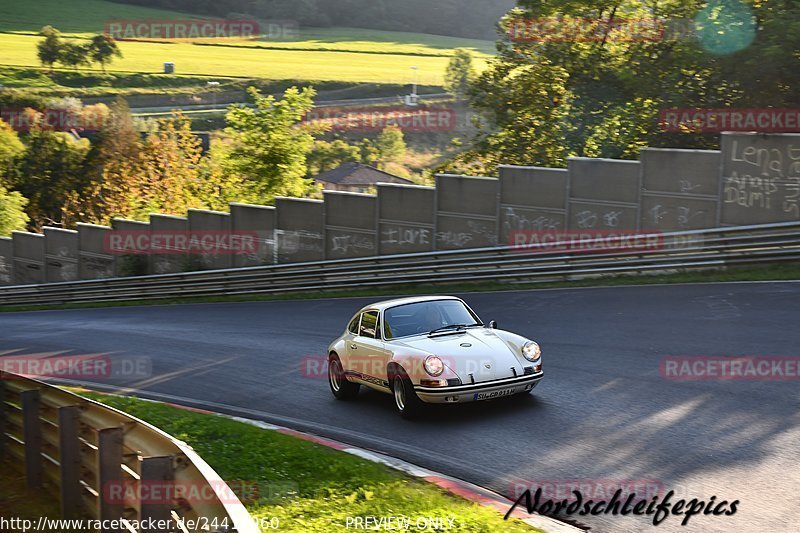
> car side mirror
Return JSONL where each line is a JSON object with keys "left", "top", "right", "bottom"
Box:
{"left": 489, "top": 320, "right": 498, "bottom": 329}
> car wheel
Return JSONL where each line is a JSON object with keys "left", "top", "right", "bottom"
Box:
{"left": 329, "top": 354, "right": 359, "bottom": 400}
{"left": 392, "top": 368, "right": 423, "bottom": 419}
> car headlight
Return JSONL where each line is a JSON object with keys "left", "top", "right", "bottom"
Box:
{"left": 522, "top": 341, "right": 541, "bottom": 362}
{"left": 424, "top": 355, "right": 445, "bottom": 376}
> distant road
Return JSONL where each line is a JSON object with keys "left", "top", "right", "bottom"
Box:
{"left": 131, "top": 93, "right": 451, "bottom": 117}
{"left": 1, "top": 282, "right": 797, "bottom": 532}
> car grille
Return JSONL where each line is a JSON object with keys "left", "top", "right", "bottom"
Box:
{"left": 523, "top": 366, "right": 535, "bottom": 375}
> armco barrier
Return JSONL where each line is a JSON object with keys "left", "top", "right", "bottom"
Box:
{"left": 0, "top": 371, "right": 258, "bottom": 532}
{"left": 1, "top": 222, "right": 799, "bottom": 307}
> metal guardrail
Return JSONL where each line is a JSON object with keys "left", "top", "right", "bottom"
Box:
{"left": 0, "top": 372, "right": 259, "bottom": 533}
{"left": 1, "top": 222, "right": 800, "bottom": 307}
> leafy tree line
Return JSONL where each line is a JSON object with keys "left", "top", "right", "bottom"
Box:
{"left": 109, "top": 0, "right": 515, "bottom": 39}
{"left": 0, "top": 89, "right": 411, "bottom": 234}
{"left": 38, "top": 26, "right": 122, "bottom": 72}
{"left": 442, "top": 0, "right": 800, "bottom": 175}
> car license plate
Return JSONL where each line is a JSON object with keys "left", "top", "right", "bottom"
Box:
{"left": 474, "top": 387, "right": 516, "bottom": 401}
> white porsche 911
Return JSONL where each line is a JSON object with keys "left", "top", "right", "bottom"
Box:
{"left": 327, "top": 296, "right": 543, "bottom": 418}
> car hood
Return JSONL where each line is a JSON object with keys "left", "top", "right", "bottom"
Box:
{"left": 392, "top": 328, "right": 526, "bottom": 383}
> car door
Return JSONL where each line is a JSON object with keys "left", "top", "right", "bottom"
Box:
{"left": 349, "top": 310, "right": 390, "bottom": 390}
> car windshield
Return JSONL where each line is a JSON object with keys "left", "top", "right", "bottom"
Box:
{"left": 383, "top": 300, "right": 482, "bottom": 339}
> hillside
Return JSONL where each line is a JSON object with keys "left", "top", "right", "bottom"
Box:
{"left": 0, "top": 0, "right": 494, "bottom": 87}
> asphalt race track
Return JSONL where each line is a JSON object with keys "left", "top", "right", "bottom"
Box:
{"left": 1, "top": 282, "right": 798, "bottom": 532}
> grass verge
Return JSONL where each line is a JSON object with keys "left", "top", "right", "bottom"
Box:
{"left": 1, "top": 263, "right": 798, "bottom": 314}
{"left": 68, "top": 390, "right": 539, "bottom": 532}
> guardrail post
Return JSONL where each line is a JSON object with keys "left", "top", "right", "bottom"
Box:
{"left": 140, "top": 456, "right": 174, "bottom": 524}
{"left": 98, "top": 427, "right": 123, "bottom": 532}
{"left": 21, "top": 389, "right": 42, "bottom": 488}
{"left": 59, "top": 405, "right": 82, "bottom": 519}
{"left": 0, "top": 379, "right": 6, "bottom": 459}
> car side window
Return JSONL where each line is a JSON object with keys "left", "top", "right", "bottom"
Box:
{"left": 348, "top": 314, "right": 360, "bottom": 335}
{"left": 383, "top": 316, "right": 393, "bottom": 340}
{"left": 359, "top": 311, "right": 378, "bottom": 338}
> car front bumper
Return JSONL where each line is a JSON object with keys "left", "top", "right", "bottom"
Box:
{"left": 413, "top": 372, "right": 543, "bottom": 404}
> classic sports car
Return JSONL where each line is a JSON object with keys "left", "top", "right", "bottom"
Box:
{"left": 327, "top": 296, "right": 543, "bottom": 418}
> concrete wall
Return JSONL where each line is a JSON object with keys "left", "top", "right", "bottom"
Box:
{"left": 0, "top": 237, "right": 12, "bottom": 285}
{"left": 720, "top": 132, "right": 800, "bottom": 225}
{"left": 498, "top": 165, "right": 568, "bottom": 245}
{"left": 324, "top": 191, "right": 377, "bottom": 259}
{"left": 43, "top": 227, "right": 79, "bottom": 283}
{"left": 112, "top": 218, "right": 150, "bottom": 277}
{"left": 567, "top": 158, "right": 642, "bottom": 230}
{"left": 7, "top": 133, "right": 800, "bottom": 289}
{"left": 230, "top": 203, "right": 275, "bottom": 267}
{"left": 12, "top": 231, "right": 45, "bottom": 285}
{"left": 78, "top": 223, "right": 115, "bottom": 280}
{"left": 639, "top": 148, "right": 722, "bottom": 231}
{"left": 435, "top": 174, "right": 499, "bottom": 250}
{"left": 377, "top": 183, "right": 435, "bottom": 255}
{"left": 275, "top": 197, "right": 325, "bottom": 263}
{"left": 149, "top": 214, "right": 189, "bottom": 274}
{"left": 188, "top": 209, "right": 232, "bottom": 270}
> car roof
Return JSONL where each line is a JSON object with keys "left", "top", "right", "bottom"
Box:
{"left": 363, "top": 295, "right": 463, "bottom": 312}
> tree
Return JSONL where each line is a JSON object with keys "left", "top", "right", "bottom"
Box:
{"left": 224, "top": 86, "right": 318, "bottom": 202}
{"left": 13, "top": 130, "right": 91, "bottom": 229}
{"left": 444, "top": 48, "right": 476, "bottom": 98}
{"left": 88, "top": 35, "right": 122, "bottom": 73}
{"left": 36, "top": 26, "right": 63, "bottom": 72}
{"left": 60, "top": 41, "right": 91, "bottom": 70}
{"left": 132, "top": 113, "right": 207, "bottom": 218}
{"left": 374, "top": 125, "right": 406, "bottom": 164}
{"left": 62, "top": 98, "right": 142, "bottom": 225}
{"left": 0, "top": 119, "right": 25, "bottom": 182}
{"left": 0, "top": 185, "right": 29, "bottom": 236}
{"left": 307, "top": 139, "right": 361, "bottom": 176}
{"left": 450, "top": 0, "right": 787, "bottom": 173}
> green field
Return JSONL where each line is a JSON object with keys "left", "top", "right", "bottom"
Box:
{"left": 0, "top": 0, "right": 493, "bottom": 86}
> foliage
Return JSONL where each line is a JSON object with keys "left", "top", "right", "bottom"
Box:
{"left": 444, "top": 48, "right": 476, "bottom": 98}
{"left": 87, "top": 34, "right": 122, "bottom": 73}
{"left": 0, "top": 184, "right": 29, "bottom": 236}
{"left": 36, "top": 25, "right": 62, "bottom": 72}
{"left": 449, "top": 0, "right": 800, "bottom": 174}
{"left": 11, "top": 130, "right": 91, "bottom": 229}
{"left": 0, "top": 120, "right": 25, "bottom": 181}
{"left": 307, "top": 139, "right": 362, "bottom": 176}
{"left": 224, "top": 87, "right": 318, "bottom": 203}
{"left": 36, "top": 26, "right": 123, "bottom": 72}
{"left": 374, "top": 125, "right": 406, "bottom": 164}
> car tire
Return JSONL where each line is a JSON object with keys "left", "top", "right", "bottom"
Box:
{"left": 329, "top": 354, "right": 360, "bottom": 400}
{"left": 392, "top": 368, "right": 423, "bottom": 419}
